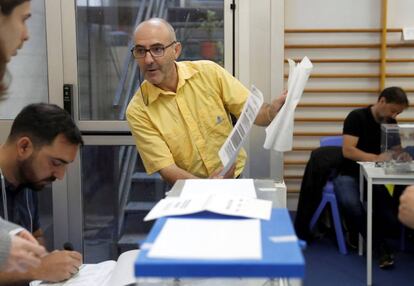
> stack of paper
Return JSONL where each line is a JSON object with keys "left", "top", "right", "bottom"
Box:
{"left": 147, "top": 218, "right": 262, "bottom": 260}
{"left": 264, "top": 57, "right": 313, "bottom": 152}
{"left": 180, "top": 178, "right": 257, "bottom": 198}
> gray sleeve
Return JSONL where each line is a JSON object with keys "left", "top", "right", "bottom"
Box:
{"left": 0, "top": 218, "right": 20, "bottom": 233}
{"left": 0, "top": 218, "right": 21, "bottom": 269}
{"left": 0, "top": 228, "right": 12, "bottom": 269}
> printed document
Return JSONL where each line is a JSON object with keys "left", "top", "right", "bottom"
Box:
{"left": 30, "top": 250, "right": 138, "bottom": 286}
{"left": 143, "top": 194, "right": 272, "bottom": 221}
{"left": 148, "top": 218, "right": 262, "bottom": 260}
{"left": 219, "top": 85, "right": 264, "bottom": 175}
{"left": 180, "top": 178, "right": 256, "bottom": 198}
{"left": 264, "top": 57, "right": 313, "bottom": 152}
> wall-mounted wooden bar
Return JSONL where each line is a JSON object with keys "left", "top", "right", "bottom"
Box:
{"left": 305, "top": 88, "right": 379, "bottom": 93}
{"left": 294, "top": 117, "right": 414, "bottom": 123}
{"left": 379, "top": 0, "right": 388, "bottom": 90}
{"left": 293, "top": 132, "right": 340, "bottom": 136}
{"left": 285, "top": 58, "right": 414, "bottom": 63}
{"left": 303, "top": 88, "right": 414, "bottom": 93}
{"left": 284, "top": 160, "right": 307, "bottom": 165}
{"left": 285, "top": 43, "right": 414, "bottom": 49}
{"left": 297, "top": 103, "right": 414, "bottom": 108}
{"left": 295, "top": 117, "right": 344, "bottom": 122}
{"left": 298, "top": 103, "right": 366, "bottom": 108}
{"left": 386, "top": 73, "right": 414, "bottom": 78}
{"left": 284, "top": 175, "right": 303, "bottom": 180}
{"left": 285, "top": 73, "right": 414, "bottom": 79}
{"left": 302, "top": 74, "right": 379, "bottom": 78}
{"left": 285, "top": 28, "right": 402, "bottom": 33}
{"left": 291, "top": 146, "right": 315, "bottom": 151}
{"left": 388, "top": 58, "right": 414, "bottom": 63}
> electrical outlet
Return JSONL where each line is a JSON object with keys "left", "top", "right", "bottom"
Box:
{"left": 402, "top": 27, "right": 414, "bottom": 41}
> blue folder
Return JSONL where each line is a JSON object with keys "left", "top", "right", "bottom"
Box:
{"left": 134, "top": 208, "right": 305, "bottom": 278}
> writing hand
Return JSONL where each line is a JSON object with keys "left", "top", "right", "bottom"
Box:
{"left": 32, "top": 250, "right": 82, "bottom": 282}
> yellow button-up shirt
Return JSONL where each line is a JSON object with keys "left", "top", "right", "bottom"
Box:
{"left": 126, "top": 60, "right": 248, "bottom": 178}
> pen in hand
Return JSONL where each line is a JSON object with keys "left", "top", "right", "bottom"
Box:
{"left": 63, "top": 242, "right": 74, "bottom": 251}
{"left": 63, "top": 242, "right": 84, "bottom": 277}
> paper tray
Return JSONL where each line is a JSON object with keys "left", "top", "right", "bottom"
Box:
{"left": 134, "top": 209, "right": 305, "bottom": 278}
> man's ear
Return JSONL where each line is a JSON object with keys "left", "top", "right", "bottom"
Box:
{"left": 16, "top": 137, "right": 34, "bottom": 160}
{"left": 174, "top": 42, "right": 182, "bottom": 60}
{"left": 378, "top": 97, "right": 386, "bottom": 105}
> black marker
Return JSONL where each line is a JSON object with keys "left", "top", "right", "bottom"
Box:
{"left": 63, "top": 242, "right": 74, "bottom": 251}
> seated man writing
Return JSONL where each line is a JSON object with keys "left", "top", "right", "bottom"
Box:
{"left": 0, "top": 103, "right": 84, "bottom": 285}
{"left": 333, "top": 86, "right": 409, "bottom": 269}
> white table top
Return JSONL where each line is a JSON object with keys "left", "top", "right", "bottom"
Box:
{"left": 360, "top": 164, "right": 414, "bottom": 184}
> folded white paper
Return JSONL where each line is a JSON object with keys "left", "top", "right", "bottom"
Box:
{"left": 148, "top": 218, "right": 262, "bottom": 260}
{"left": 180, "top": 178, "right": 256, "bottom": 198}
{"left": 264, "top": 57, "right": 313, "bottom": 152}
{"left": 144, "top": 194, "right": 272, "bottom": 221}
{"left": 219, "top": 86, "right": 264, "bottom": 175}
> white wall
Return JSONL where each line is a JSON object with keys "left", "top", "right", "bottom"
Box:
{"left": 238, "top": 0, "right": 285, "bottom": 180}
{"left": 286, "top": 0, "right": 381, "bottom": 29}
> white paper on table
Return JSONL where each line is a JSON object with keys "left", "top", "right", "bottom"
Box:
{"left": 264, "top": 57, "right": 313, "bottom": 152}
{"left": 357, "top": 161, "right": 376, "bottom": 168}
{"left": 30, "top": 250, "right": 139, "bottom": 286}
{"left": 148, "top": 218, "right": 262, "bottom": 260}
{"left": 180, "top": 178, "right": 256, "bottom": 198}
{"left": 218, "top": 86, "right": 264, "bottom": 175}
{"left": 143, "top": 193, "right": 272, "bottom": 221}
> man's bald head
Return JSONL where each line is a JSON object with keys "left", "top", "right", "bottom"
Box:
{"left": 134, "top": 18, "right": 177, "bottom": 42}
{"left": 132, "top": 18, "right": 182, "bottom": 91}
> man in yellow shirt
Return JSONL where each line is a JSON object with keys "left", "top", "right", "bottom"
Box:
{"left": 126, "top": 18, "right": 285, "bottom": 184}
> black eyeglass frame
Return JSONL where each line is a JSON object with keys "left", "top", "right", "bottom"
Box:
{"left": 130, "top": 41, "right": 177, "bottom": 59}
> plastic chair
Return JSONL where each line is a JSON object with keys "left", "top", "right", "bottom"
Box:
{"left": 309, "top": 136, "right": 348, "bottom": 254}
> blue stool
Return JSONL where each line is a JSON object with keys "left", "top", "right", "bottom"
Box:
{"left": 309, "top": 136, "right": 348, "bottom": 254}
{"left": 309, "top": 180, "right": 348, "bottom": 254}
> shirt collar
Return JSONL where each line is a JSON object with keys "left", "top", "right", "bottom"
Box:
{"left": 144, "top": 62, "right": 199, "bottom": 105}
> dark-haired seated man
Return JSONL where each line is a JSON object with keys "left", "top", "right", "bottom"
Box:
{"left": 334, "top": 86, "right": 409, "bottom": 269}
{"left": 0, "top": 103, "right": 84, "bottom": 285}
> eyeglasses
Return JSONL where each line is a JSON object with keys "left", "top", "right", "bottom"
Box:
{"left": 131, "top": 41, "right": 176, "bottom": 59}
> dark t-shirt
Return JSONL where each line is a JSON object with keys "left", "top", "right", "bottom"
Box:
{"left": 0, "top": 181, "right": 40, "bottom": 233}
{"left": 340, "top": 106, "right": 396, "bottom": 178}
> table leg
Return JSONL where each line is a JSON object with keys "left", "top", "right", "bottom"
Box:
{"left": 367, "top": 178, "right": 372, "bottom": 286}
{"left": 359, "top": 168, "right": 364, "bottom": 256}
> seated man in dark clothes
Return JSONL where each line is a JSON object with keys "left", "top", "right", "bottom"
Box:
{"left": 0, "top": 103, "right": 84, "bottom": 284}
{"left": 334, "top": 86, "right": 409, "bottom": 269}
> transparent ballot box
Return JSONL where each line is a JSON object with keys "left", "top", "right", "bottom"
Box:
{"left": 380, "top": 124, "right": 414, "bottom": 174}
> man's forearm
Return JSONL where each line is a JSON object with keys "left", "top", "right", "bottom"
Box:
{"left": 159, "top": 164, "right": 199, "bottom": 185}
{"left": 0, "top": 271, "right": 34, "bottom": 286}
{"left": 343, "top": 146, "right": 379, "bottom": 162}
{"left": 254, "top": 103, "right": 274, "bottom": 126}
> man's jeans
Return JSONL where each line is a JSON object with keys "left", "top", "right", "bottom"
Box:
{"left": 333, "top": 175, "right": 400, "bottom": 245}
{"left": 333, "top": 175, "right": 366, "bottom": 237}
